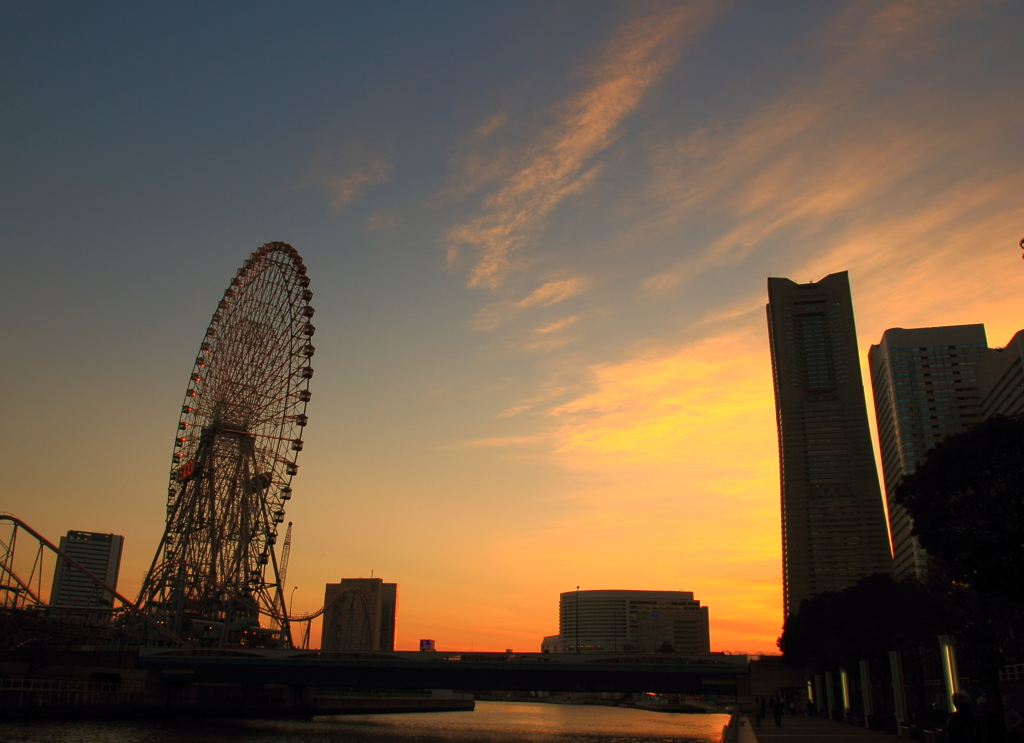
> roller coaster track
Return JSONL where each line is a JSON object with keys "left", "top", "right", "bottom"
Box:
{"left": 0, "top": 513, "right": 185, "bottom": 646}
{"left": 0, "top": 513, "right": 370, "bottom": 651}
{"left": 274, "top": 586, "right": 372, "bottom": 650}
{"left": 0, "top": 519, "right": 46, "bottom": 606}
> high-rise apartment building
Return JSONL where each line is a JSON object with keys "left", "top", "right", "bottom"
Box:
{"left": 868, "top": 325, "right": 988, "bottom": 580}
{"left": 541, "top": 589, "right": 710, "bottom": 654}
{"left": 870, "top": 325, "right": 1024, "bottom": 580}
{"left": 49, "top": 531, "right": 124, "bottom": 607}
{"left": 980, "top": 330, "right": 1024, "bottom": 418}
{"left": 321, "top": 577, "right": 398, "bottom": 651}
{"left": 766, "top": 272, "right": 892, "bottom": 617}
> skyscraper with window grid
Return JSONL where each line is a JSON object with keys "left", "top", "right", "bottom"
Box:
{"left": 49, "top": 531, "right": 124, "bottom": 607}
{"left": 870, "top": 324, "right": 1024, "bottom": 581}
{"left": 868, "top": 325, "right": 988, "bottom": 580}
{"left": 979, "top": 330, "right": 1024, "bottom": 418}
{"left": 766, "top": 272, "right": 892, "bottom": 617}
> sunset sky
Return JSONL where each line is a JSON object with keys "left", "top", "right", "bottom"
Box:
{"left": 2, "top": 1, "right": 1022, "bottom": 653}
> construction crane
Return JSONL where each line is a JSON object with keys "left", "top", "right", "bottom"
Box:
{"left": 279, "top": 522, "right": 293, "bottom": 596}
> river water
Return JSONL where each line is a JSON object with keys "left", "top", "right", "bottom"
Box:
{"left": 2, "top": 701, "right": 728, "bottom": 742}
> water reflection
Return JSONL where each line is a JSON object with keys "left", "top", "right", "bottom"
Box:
{"left": 3, "top": 701, "right": 728, "bottom": 743}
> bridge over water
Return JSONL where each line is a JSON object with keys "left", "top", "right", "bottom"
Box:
{"left": 140, "top": 648, "right": 749, "bottom": 694}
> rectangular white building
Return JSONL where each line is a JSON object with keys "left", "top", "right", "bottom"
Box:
{"left": 543, "top": 589, "right": 710, "bottom": 654}
{"left": 49, "top": 531, "right": 124, "bottom": 607}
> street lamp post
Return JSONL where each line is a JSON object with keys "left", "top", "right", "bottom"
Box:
{"left": 289, "top": 586, "right": 298, "bottom": 617}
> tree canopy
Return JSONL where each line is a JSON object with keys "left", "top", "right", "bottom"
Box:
{"left": 895, "top": 412, "right": 1024, "bottom": 608}
{"left": 778, "top": 573, "right": 939, "bottom": 669}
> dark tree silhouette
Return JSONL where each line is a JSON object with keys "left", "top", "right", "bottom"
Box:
{"left": 895, "top": 413, "right": 1024, "bottom": 609}
{"left": 778, "top": 573, "right": 940, "bottom": 670}
{"left": 0, "top": 607, "right": 81, "bottom": 678}
{"left": 779, "top": 413, "right": 1024, "bottom": 709}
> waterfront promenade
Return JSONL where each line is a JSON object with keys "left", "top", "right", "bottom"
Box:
{"left": 741, "top": 714, "right": 900, "bottom": 743}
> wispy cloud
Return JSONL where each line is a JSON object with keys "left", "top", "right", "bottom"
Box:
{"left": 476, "top": 112, "right": 508, "bottom": 138}
{"left": 442, "top": 149, "right": 518, "bottom": 200}
{"left": 822, "top": 0, "right": 998, "bottom": 61}
{"left": 632, "top": 0, "right": 1019, "bottom": 296}
{"left": 303, "top": 151, "right": 394, "bottom": 211}
{"left": 455, "top": 434, "right": 551, "bottom": 449}
{"left": 365, "top": 212, "right": 398, "bottom": 231}
{"left": 518, "top": 314, "right": 586, "bottom": 352}
{"left": 468, "top": 328, "right": 783, "bottom": 650}
{"left": 534, "top": 315, "right": 582, "bottom": 335}
{"left": 486, "top": 1, "right": 1019, "bottom": 647}
{"left": 472, "top": 277, "right": 592, "bottom": 331}
{"left": 496, "top": 385, "right": 570, "bottom": 419}
{"left": 522, "top": 337, "right": 574, "bottom": 353}
{"left": 444, "top": 3, "right": 721, "bottom": 289}
{"left": 549, "top": 330, "right": 776, "bottom": 472}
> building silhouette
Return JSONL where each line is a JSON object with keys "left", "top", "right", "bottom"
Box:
{"left": 766, "top": 272, "right": 891, "bottom": 617}
{"left": 379, "top": 581, "right": 398, "bottom": 651}
{"left": 542, "top": 589, "right": 710, "bottom": 654}
{"left": 869, "top": 325, "right": 989, "bottom": 580}
{"left": 870, "top": 325, "right": 1024, "bottom": 580}
{"left": 49, "top": 531, "right": 124, "bottom": 608}
{"left": 980, "top": 330, "right": 1024, "bottom": 418}
{"left": 321, "top": 578, "right": 398, "bottom": 651}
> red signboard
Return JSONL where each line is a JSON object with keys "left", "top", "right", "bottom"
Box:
{"left": 176, "top": 460, "right": 195, "bottom": 482}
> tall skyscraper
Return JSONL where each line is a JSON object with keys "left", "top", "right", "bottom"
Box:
{"left": 766, "top": 272, "right": 892, "bottom": 617}
{"left": 869, "top": 325, "right": 988, "bottom": 580}
{"left": 321, "top": 577, "right": 398, "bottom": 651}
{"left": 49, "top": 531, "right": 124, "bottom": 607}
{"left": 870, "top": 325, "right": 1024, "bottom": 581}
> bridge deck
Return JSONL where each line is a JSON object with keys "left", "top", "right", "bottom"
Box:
{"left": 139, "top": 649, "right": 749, "bottom": 693}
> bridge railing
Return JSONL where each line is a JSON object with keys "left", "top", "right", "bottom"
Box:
{"left": 0, "top": 677, "right": 145, "bottom": 694}
{"left": 720, "top": 709, "right": 755, "bottom": 743}
{"left": 720, "top": 710, "right": 736, "bottom": 743}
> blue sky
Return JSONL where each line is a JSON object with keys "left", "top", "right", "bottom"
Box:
{"left": 2, "top": 1, "right": 1022, "bottom": 651}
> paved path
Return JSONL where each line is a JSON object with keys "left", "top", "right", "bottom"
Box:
{"left": 747, "top": 714, "right": 899, "bottom": 742}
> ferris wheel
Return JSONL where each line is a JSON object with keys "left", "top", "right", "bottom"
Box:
{"left": 137, "top": 242, "right": 314, "bottom": 646}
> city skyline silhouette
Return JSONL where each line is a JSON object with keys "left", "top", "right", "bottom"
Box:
{"left": 2, "top": 1, "right": 1022, "bottom": 653}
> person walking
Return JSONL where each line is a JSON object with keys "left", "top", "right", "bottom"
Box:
{"left": 1004, "top": 696, "right": 1023, "bottom": 743}
{"left": 772, "top": 696, "right": 785, "bottom": 727}
{"left": 977, "top": 697, "right": 1005, "bottom": 742}
{"left": 789, "top": 698, "right": 795, "bottom": 716}
{"left": 946, "top": 691, "right": 988, "bottom": 743}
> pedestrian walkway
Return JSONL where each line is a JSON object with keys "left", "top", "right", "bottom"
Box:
{"left": 748, "top": 714, "right": 899, "bottom": 742}
{"left": 736, "top": 715, "right": 759, "bottom": 743}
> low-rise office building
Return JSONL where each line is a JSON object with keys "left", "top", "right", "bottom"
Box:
{"left": 542, "top": 589, "right": 710, "bottom": 654}
{"left": 322, "top": 577, "right": 398, "bottom": 651}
